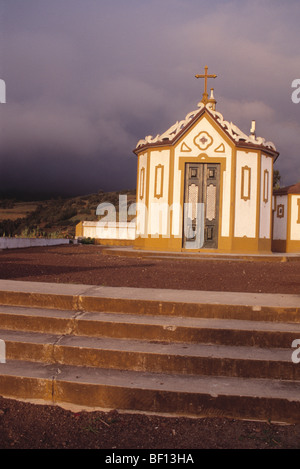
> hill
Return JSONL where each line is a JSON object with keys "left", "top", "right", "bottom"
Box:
{"left": 0, "top": 189, "right": 136, "bottom": 239}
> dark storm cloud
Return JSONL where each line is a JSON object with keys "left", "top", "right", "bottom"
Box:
{"left": 1, "top": 0, "right": 300, "bottom": 196}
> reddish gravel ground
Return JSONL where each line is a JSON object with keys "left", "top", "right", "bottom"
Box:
{"left": 0, "top": 244, "right": 300, "bottom": 450}
{"left": 1, "top": 396, "right": 300, "bottom": 450}
{"left": 0, "top": 243, "right": 299, "bottom": 294}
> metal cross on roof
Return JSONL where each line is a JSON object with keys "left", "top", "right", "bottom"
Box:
{"left": 195, "top": 66, "right": 217, "bottom": 104}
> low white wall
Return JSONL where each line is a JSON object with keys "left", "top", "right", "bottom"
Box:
{"left": 0, "top": 238, "right": 71, "bottom": 250}
{"left": 79, "top": 221, "right": 136, "bottom": 240}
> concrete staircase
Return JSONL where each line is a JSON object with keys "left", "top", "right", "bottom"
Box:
{"left": 0, "top": 280, "right": 299, "bottom": 423}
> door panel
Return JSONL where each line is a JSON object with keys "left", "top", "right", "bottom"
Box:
{"left": 183, "top": 163, "right": 220, "bottom": 249}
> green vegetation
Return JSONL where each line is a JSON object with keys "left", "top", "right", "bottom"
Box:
{"left": 79, "top": 237, "right": 95, "bottom": 245}
{"left": 0, "top": 189, "right": 136, "bottom": 239}
{"left": 273, "top": 170, "right": 281, "bottom": 189}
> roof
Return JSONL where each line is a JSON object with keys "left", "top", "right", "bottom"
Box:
{"left": 133, "top": 103, "right": 279, "bottom": 159}
{"left": 274, "top": 182, "right": 300, "bottom": 195}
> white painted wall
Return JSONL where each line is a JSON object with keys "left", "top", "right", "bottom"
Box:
{"left": 234, "top": 151, "right": 258, "bottom": 238}
{"left": 80, "top": 221, "right": 136, "bottom": 240}
{"left": 273, "top": 195, "right": 288, "bottom": 240}
{"left": 290, "top": 195, "right": 300, "bottom": 241}
{"left": 259, "top": 154, "right": 272, "bottom": 239}
{"left": 136, "top": 152, "right": 148, "bottom": 236}
{"left": 221, "top": 157, "right": 231, "bottom": 237}
{"left": 148, "top": 149, "right": 170, "bottom": 236}
{"left": 0, "top": 238, "right": 70, "bottom": 249}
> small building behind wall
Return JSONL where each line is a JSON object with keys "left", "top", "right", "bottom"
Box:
{"left": 272, "top": 182, "right": 300, "bottom": 253}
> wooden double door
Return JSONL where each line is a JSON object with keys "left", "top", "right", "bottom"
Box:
{"left": 183, "top": 163, "right": 220, "bottom": 249}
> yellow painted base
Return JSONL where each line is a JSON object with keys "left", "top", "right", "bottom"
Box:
{"left": 133, "top": 235, "right": 273, "bottom": 254}
{"left": 94, "top": 239, "right": 134, "bottom": 247}
{"left": 134, "top": 236, "right": 182, "bottom": 251}
{"left": 286, "top": 240, "right": 300, "bottom": 253}
{"left": 75, "top": 222, "right": 83, "bottom": 238}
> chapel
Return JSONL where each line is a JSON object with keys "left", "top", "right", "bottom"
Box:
{"left": 133, "top": 66, "right": 279, "bottom": 253}
{"left": 76, "top": 67, "right": 300, "bottom": 254}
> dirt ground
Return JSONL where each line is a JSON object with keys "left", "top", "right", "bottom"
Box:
{"left": 0, "top": 243, "right": 300, "bottom": 294}
{"left": 1, "top": 396, "right": 300, "bottom": 450}
{"left": 0, "top": 244, "right": 300, "bottom": 450}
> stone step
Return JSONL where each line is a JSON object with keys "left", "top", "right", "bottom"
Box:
{"left": 0, "top": 329, "right": 298, "bottom": 380}
{"left": 1, "top": 360, "right": 300, "bottom": 423}
{"left": 0, "top": 305, "right": 300, "bottom": 348}
{"left": 0, "top": 281, "right": 299, "bottom": 322}
{"left": 0, "top": 280, "right": 299, "bottom": 423}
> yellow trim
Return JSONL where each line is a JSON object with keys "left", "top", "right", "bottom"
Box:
{"left": 258, "top": 237, "right": 271, "bottom": 252}
{"left": 75, "top": 221, "right": 83, "bottom": 238}
{"left": 263, "top": 169, "right": 269, "bottom": 203}
{"left": 286, "top": 240, "right": 300, "bottom": 253}
{"left": 277, "top": 204, "right": 284, "bottom": 218}
{"left": 214, "top": 143, "right": 225, "bottom": 153}
{"left": 95, "top": 239, "right": 134, "bottom": 247}
{"left": 154, "top": 164, "right": 164, "bottom": 199}
{"left": 136, "top": 154, "right": 141, "bottom": 201}
{"left": 134, "top": 235, "right": 181, "bottom": 251}
{"left": 241, "top": 165, "right": 251, "bottom": 201}
{"left": 194, "top": 131, "right": 213, "bottom": 151}
{"left": 231, "top": 236, "right": 271, "bottom": 254}
{"left": 180, "top": 142, "right": 192, "bottom": 152}
{"left": 139, "top": 167, "right": 145, "bottom": 200}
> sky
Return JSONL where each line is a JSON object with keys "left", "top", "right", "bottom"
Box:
{"left": 0, "top": 0, "right": 300, "bottom": 197}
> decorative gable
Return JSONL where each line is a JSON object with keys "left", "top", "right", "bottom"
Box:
{"left": 134, "top": 103, "right": 278, "bottom": 159}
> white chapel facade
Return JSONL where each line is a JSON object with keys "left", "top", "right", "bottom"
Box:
{"left": 133, "top": 67, "right": 279, "bottom": 253}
